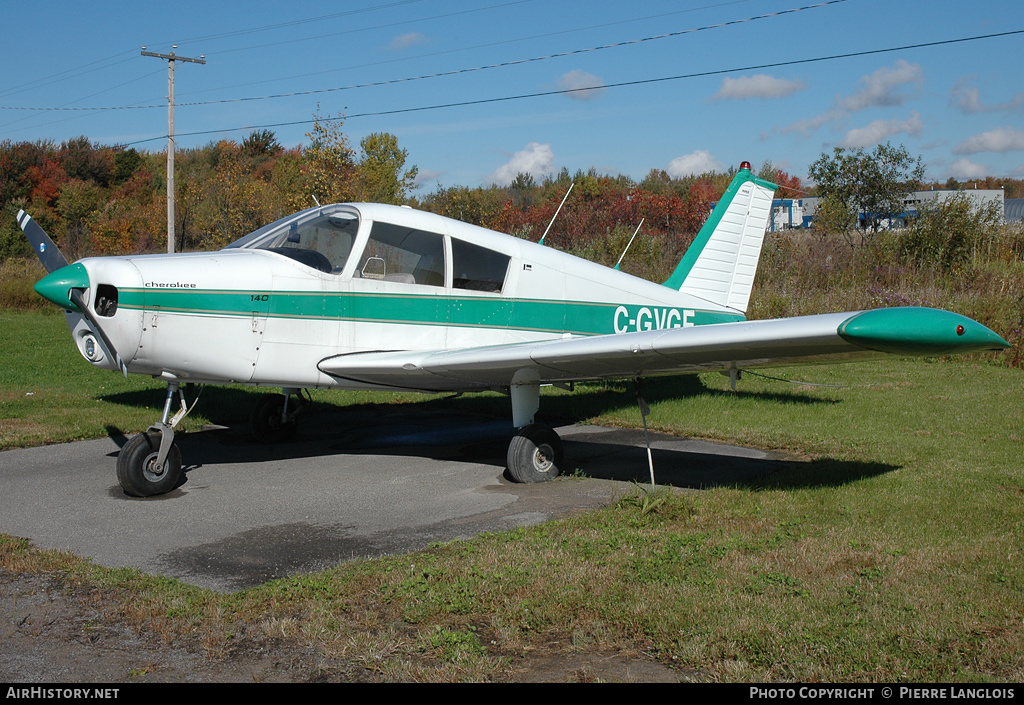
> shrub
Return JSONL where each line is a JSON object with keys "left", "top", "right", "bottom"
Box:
{"left": 899, "top": 193, "right": 1003, "bottom": 271}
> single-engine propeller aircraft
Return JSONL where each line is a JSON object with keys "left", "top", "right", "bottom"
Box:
{"left": 19, "top": 162, "right": 1010, "bottom": 497}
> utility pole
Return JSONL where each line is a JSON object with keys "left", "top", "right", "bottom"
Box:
{"left": 142, "top": 45, "right": 205, "bottom": 253}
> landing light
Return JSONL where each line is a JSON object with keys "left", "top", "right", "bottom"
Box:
{"left": 83, "top": 334, "right": 101, "bottom": 361}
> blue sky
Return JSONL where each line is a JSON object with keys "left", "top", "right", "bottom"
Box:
{"left": 2, "top": 0, "right": 1022, "bottom": 192}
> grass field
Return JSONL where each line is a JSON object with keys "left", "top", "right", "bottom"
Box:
{"left": 1, "top": 309, "right": 1023, "bottom": 681}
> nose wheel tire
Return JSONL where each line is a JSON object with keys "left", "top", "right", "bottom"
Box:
{"left": 116, "top": 431, "right": 182, "bottom": 497}
{"left": 507, "top": 423, "right": 563, "bottom": 483}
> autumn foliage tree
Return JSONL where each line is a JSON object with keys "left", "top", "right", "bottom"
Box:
{"left": 302, "top": 110, "right": 357, "bottom": 205}
{"left": 356, "top": 132, "right": 418, "bottom": 204}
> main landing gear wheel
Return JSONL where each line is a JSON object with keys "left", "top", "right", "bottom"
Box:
{"left": 507, "top": 423, "right": 564, "bottom": 483}
{"left": 251, "top": 393, "right": 299, "bottom": 443}
{"left": 116, "top": 431, "right": 182, "bottom": 497}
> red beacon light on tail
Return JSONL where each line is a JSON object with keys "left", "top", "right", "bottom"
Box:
{"left": 740, "top": 161, "right": 752, "bottom": 171}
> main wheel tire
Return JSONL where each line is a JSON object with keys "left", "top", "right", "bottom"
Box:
{"left": 507, "top": 423, "right": 563, "bottom": 483}
{"left": 116, "top": 431, "right": 182, "bottom": 497}
{"left": 251, "top": 394, "right": 298, "bottom": 443}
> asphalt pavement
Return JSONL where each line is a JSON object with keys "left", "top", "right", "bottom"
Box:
{"left": 0, "top": 409, "right": 789, "bottom": 591}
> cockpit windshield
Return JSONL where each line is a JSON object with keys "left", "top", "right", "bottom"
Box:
{"left": 224, "top": 205, "right": 359, "bottom": 274}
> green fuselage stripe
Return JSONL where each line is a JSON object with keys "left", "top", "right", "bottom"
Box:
{"left": 118, "top": 288, "right": 744, "bottom": 336}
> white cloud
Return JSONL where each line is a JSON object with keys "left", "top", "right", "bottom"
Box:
{"left": 950, "top": 78, "right": 1024, "bottom": 114}
{"left": 953, "top": 127, "right": 1024, "bottom": 154}
{"left": 388, "top": 32, "right": 428, "bottom": 51}
{"left": 666, "top": 150, "right": 724, "bottom": 178}
{"left": 711, "top": 74, "right": 805, "bottom": 101}
{"left": 838, "top": 111, "right": 923, "bottom": 149}
{"left": 945, "top": 158, "right": 990, "bottom": 180}
{"left": 557, "top": 70, "right": 607, "bottom": 101}
{"left": 487, "top": 142, "right": 554, "bottom": 185}
{"left": 413, "top": 169, "right": 445, "bottom": 190}
{"left": 778, "top": 109, "right": 844, "bottom": 137}
{"left": 840, "top": 60, "right": 923, "bottom": 112}
{"left": 776, "top": 61, "right": 923, "bottom": 138}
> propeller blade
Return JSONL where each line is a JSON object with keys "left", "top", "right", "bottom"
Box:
{"left": 68, "top": 288, "right": 128, "bottom": 378}
{"left": 17, "top": 210, "right": 69, "bottom": 274}
{"left": 16, "top": 212, "right": 127, "bottom": 376}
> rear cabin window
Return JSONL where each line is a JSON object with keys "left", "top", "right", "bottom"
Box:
{"left": 452, "top": 239, "right": 510, "bottom": 293}
{"left": 358, "top": 222, "right": 445, "bottom": 287}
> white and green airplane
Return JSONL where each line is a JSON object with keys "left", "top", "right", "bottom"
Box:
{"left": 19, "top": 162, "right": 1010, "bottom": 497}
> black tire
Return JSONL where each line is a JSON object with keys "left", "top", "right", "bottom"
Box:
{"left": 251, "top": 394, "right": 298, "bottom": 443}
{"left": 116, "top": 431, "right": 182, "bottom": 497}
{"left": 506, "top": 423, "right": 563, "bottom": 483}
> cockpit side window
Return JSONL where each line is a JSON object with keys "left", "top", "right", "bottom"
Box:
{"left": 225, "top": 207, "right": 359, "bottom": 274}
{"left": 357, "top": 222, "right": 445, "bottom": 286}
{"left": 452, "top": 238, "right": 510, "bottom": 293}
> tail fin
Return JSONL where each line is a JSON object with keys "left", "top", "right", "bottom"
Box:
{"left": 662, "top": 163, "right": 776, "bottom": 314}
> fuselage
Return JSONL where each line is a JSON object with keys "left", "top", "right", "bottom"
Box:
{"left": 43, "top": 203, "right": 744, "bottom": 389}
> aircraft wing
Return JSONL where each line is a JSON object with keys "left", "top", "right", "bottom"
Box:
{"left": 318, "top": 307, "right": 1010, "bottom": 392}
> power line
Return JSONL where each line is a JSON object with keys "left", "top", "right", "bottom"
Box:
{"left": 141, "top": 0, "right": 429, "bottom": 50}
{"left": 0, "top": 0, "right": 849, "bottom": 113}
{"left": 169, "top": 0, "right": 758, "bottom": 100}
{"left": 122, "top": 28, "right": 1024, "bottom": 146}
{"left": 0, "top": 69, "right": 165, "bottom": 133}
{"left": 0, "top": 51, "right": 138, "bottom": 100}
{"left": 190, "top": 0, "right": 537, "bottom": 57}
{"left": 174, "top": 0, "right": 850, "bottom": 108}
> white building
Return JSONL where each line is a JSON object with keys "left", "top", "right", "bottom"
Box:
{"left": 801, "top": 187, "right": 1005, "bottom": 229}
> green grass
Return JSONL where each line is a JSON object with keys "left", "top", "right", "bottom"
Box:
{"left": 2, "top": 309, "right": 1023, "bottom": 681}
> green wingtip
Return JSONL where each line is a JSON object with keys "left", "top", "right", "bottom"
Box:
{"left": 838, "top": 307, "right": 1011, "bottom": 356}
{"left": 34, "top": 262, "right": 89, "bottom": 312}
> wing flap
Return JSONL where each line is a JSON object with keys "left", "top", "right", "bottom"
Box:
{"left": 319, "top": 311, "right": 872, "bottom": 391}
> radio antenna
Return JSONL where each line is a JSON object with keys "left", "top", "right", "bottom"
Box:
{"left": 538, "top": 182, "right": 574, "bottom": 246}
{"left": 613, "top": 218, "right": 644, "bottom": 270}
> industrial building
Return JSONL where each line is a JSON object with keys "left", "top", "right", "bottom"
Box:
{"left": 782, "top": 187, "right": 1007, "bottom": 230}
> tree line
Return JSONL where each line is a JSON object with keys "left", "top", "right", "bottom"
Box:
{"left": 0, "top": 116, "right": 418, "bottom": 260}
{"left": 0, "top": 116, "right": 807, "bottom": 262}
{"left": 3, "top": 121, "right": 1022, "bottom": 265}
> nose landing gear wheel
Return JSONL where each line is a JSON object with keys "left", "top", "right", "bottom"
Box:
{"left": 116, "top": 431, "right": 182, "bottom": 497}
{"left": 507, "top": 423, "right": 563, "bottom": 483}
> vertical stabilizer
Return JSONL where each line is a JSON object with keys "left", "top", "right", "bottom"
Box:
{"left": 662, "top": 163, "right": 776, "bottom": 314}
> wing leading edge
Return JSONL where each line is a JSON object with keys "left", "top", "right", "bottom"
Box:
{"left": 318, "top": 307, "right": 1010, "bottom": 392}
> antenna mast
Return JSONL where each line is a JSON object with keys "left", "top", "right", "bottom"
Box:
{"left": 614, "top": 218, "right": 644, "bottom": 270}
{"left": 538, "top": 182, "right": 574, "bottom": 246}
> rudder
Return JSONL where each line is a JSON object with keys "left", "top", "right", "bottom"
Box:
{"left": 662, "top": 163, "right": 776, "bottom": 314}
